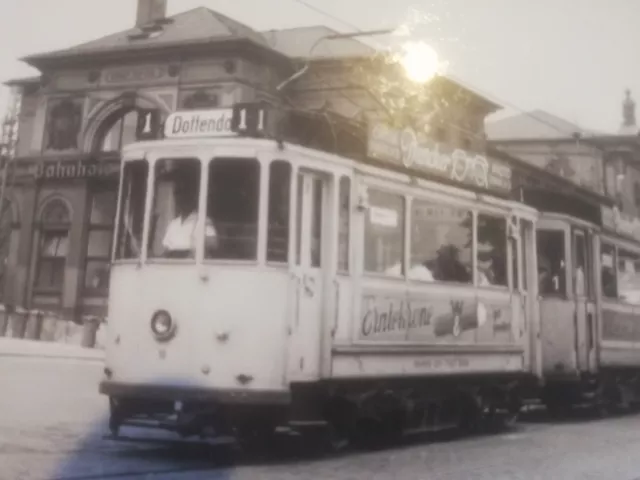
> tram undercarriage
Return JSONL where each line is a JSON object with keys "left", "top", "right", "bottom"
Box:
{"left": 539, "top": 370, "right": 640, "bottom": 416}
{"left": 103, "top": 374, "right": 524, "bottom": 449}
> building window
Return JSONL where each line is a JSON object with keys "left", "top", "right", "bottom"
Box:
{"left": 35, "top": 199, "right": 71, "bottom": 292}
{"left": 84, "top": 185, "right": 117, "bottom": 294}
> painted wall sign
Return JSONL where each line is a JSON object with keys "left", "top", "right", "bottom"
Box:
{"left": 602, "top": 308, "right": 640, "bottom": 342}
{"left": 164, "top": 109, "right": 235, "bottom": 139}
{"left": 601, "top": 205, "right": 640, "bottom": 243}
{"left": 102, "top": 65, "right": 168, "bottom": 85}
{"left": 29, "top": 158, "right": 120, "bottom": 181}
{"left": 358, "top": 292, "right": 513, "bottom": 343}
{"left": 367, "top": 123, "right": 512, "bottom": 193}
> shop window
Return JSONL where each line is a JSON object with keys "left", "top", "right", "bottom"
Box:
{"left": 364, "top": 189, "right": 405, "bottom": 276}
{"left": 266, "top": 161, "right": 290, "bottom": 263}
{"left": 206, "top": 158, "right": 260, "bottom": 261}
{"left": 477, "top": 214, "right": 508, "bottom": 287}
{"left": 84, "top": 186, "right": 117, "bottom": 294}
{"left": 536, "top": 229, "right": 566, "bottom": 296}
{"left": 337, "top": 176, "right": 350, "bottom": 273}
{"left": 35, "top": 199, "right": 71, "bottom": 292}
{"left": 409, "top": 200, "right": 472, "bottom": 284}
{"left": 600, "top": 243, "right": 617, "bottom": 299}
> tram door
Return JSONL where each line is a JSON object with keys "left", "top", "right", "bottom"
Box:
{"left": 572, "top": 228, "right": 597, "bottom": 373}
{"left": 289, "top": 170, "right": 329, "bottom": 381}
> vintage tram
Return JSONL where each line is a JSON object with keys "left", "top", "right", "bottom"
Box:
{"left": 532, "top": 203, "right": 640, "bottom": 414}
{"left": 100, "top": 104, "right": 541, "bottom": 447}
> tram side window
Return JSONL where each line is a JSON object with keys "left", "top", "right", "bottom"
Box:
{"left": 409, "top": 199, "right": 472, "bottom": 284}
{"left": 477, "top": 214, "right": 508, "bottom": 287}
{"left": 337, "top": 177, "right": 350, "bottom": 273}
{"left": 600, "top": 243, "right": 617, "bottom": 299}
{"left": 536, "top": 230, "right": 566, "bottom": 296}
{"left": 364, "top": 189, "right": 404, "bottom": 275}
{"left": 267, "top": 161, "right": 290, "bottom": 263}
{"left": 115, "top": 160, "right": 148, "bottom": 260}
{"left": 617, "top": 249, "right": 640, "bottom": 305}
{"left": 147, "top": 158, "right": 201, "bottom": 259}
{"left": 206, "top": 158, "right": 260, "bottom": 261}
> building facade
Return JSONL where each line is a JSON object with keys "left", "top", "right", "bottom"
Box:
{"left": 0, "top": 1, "right": 505, "bottom": 322}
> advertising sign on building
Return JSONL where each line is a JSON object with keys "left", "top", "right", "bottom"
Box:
{"left": 367, "top": 122, "right": 512, "bottom": 194}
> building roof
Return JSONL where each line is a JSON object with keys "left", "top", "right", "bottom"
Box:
{"left": 21, "top": 7, "right": 272, "bottom": 65}
{"left": 486, "top": 109, "right": 597, "bottom": 141}
{"left": 262, "top": 25, "right": 377, "bottom": 59}
{"left": 3, "top": 76, "right": 41, "bottom": 87}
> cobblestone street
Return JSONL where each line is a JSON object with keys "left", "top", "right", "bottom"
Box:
{"left": 2, "top": 355, "right": 640, "bottom": 480}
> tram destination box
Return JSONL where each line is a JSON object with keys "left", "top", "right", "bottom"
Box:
{"left": 163, "top": 102, "right": 272, "bottom": 140}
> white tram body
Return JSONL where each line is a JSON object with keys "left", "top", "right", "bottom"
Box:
{"left": 101, "top": 131, "right": 540, "bottom": 442}
{"left": 534, "top": 210, "right": 640, "bottom": 410}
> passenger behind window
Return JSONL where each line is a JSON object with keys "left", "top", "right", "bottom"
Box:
{"left": 161, "top": 171, "right": 218, "bottom": 258}
{"left": 433, "top": 244, "right": 471, "bottom": 283}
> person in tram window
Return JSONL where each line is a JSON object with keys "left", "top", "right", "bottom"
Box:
{"left": 161, "top": 173, "right": 218, "bottom": 258}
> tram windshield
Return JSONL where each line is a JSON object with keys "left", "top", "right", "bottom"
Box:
{"left": 115, "top": 157, "right": 289, "bottom": 263}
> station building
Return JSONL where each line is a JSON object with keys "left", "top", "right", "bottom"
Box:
{"left": 0, "top": 0, "right": 546, "bottom": 323}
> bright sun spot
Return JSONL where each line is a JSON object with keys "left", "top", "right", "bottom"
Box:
{"left": 397, "top": 41, "right": 441, "bottom": 83}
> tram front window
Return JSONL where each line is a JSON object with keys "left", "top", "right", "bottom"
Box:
{"left": 205, "top": 158, "right": 260, "bottom": 261}
{"left": 147, "top": 158, "right": 213, "bottom": 259}
{"left": 115, "top": 160, "right": 148, "bottom": 260}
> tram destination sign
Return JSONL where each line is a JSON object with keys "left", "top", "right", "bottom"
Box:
{"left": 164, "top": 103, "right": 269, "bottom": 139}
{"left": 367, "top": 122, "right": 512, "bottom": 193}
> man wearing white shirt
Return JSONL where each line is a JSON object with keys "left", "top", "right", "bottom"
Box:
{"left": 161, "top": 178, "right": 218, "bottom": 258}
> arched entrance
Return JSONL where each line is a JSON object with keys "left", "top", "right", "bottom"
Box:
{"left": 84, "top": 92, "right": 168, "bottom": 154}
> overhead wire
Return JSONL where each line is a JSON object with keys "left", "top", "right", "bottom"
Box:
{"left": 288, "top": 0, "right": 606, "bottom": 146}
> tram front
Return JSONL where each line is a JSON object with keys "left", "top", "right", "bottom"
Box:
{"left": 100, "top": 134, "right": 296, "bottom": 439}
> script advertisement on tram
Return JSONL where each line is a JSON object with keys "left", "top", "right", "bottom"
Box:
{"left": 357, "top": 291, "right": 514, "bottom": 345}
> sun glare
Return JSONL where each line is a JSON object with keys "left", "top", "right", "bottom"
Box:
{"left": 398, "top": 41, "right": 441, "bottom": 83}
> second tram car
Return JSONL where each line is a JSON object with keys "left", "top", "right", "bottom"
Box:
{"left": 100, "top": 106, "right": 541, "bottom": 446}
{"left": 533, "top": 206, "right": 640, "bottom": 413}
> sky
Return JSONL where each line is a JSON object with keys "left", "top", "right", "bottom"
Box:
{"left": 0, "top": 0, "right": 638, "bottom": 134}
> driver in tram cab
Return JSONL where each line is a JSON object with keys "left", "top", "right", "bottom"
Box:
{"left": 161, "top": 171, "right": 219, "bottom": 258}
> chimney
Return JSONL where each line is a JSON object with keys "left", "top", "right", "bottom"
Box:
{"left": 620, "top": 89, "right": 638, "bottom": 135}
{"left": 136, "top": 0, "right": 167, "bottom": 27}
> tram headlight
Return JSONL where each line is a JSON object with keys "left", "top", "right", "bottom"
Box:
{"left": 150, "top": 310, "right": 176, "bottom": 341}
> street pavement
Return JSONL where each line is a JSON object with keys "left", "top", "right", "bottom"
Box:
{"left": 3, "top": 352, "right": 640, "bottom": 479}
